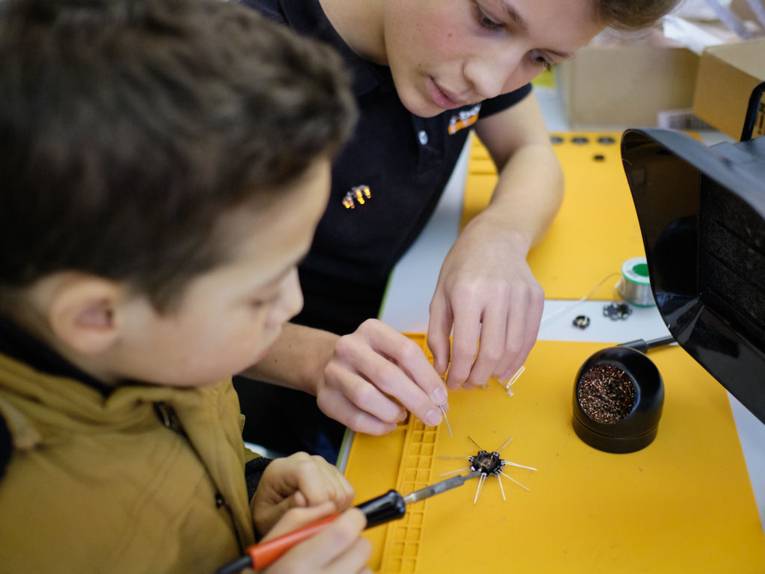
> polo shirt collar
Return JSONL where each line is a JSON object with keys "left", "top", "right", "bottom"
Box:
{"left": 278, "top": 0, "right": 388, "bottom": 97}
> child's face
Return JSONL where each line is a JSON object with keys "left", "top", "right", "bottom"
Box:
{"left": 382, "top": 0, "right": 603, "bottom": 117}
{"left": 109, "top": 159, "right": 331, "bottom": 387}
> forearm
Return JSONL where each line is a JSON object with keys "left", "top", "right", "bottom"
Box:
{"left": 478, "top": 142, "right": 564, "bottom": 250}
{"left": 239, "top": 322, "right": 338, "bottom": 396}
{"left": 472, "top": 92, "right": 564, "bottom": 250}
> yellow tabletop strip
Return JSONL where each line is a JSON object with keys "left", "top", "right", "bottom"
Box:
{"left": 346, "top": 335, "right": 765, "bottom": 573}
{"left": 462, "top": 132, "right": 643, "bottom": 300}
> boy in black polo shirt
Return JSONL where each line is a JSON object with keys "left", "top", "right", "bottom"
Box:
{"left": 237, "top": 0, "right": 682, "bottom": 461}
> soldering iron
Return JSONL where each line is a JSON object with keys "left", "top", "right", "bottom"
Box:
{"left": 215, "top": 470, "right": 481, "bottom": 574}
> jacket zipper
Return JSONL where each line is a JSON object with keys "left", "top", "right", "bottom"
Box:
{"left": 154, "top": 401, "right": 245, "bottom": 553}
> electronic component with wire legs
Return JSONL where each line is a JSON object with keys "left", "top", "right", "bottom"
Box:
{"left": 441, "top": 436, "right": 537, "bottom": 504}
{"left": 469, "top": 450, "right": 504, "bottom": 476}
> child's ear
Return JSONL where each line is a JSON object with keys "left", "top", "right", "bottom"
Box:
{"left": 47, "top": 277, "right": 123, "bottom": 355}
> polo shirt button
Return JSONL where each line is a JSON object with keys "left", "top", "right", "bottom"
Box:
{"left": 417, "top": 130, "right": 428, "bottom": 145}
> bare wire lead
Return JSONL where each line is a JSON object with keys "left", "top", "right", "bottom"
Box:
{"left": 439, "top": 405, "right": 453, "bottom": 437}
{"left": 467, "top": 435, "right": 483, "bottom": 451}
{"left": 473, "top": 473, "right": 487, "bottom": 505}
{"left": 503, "top": 461, "right": 537, "bottom": 471}
{"left": 500, "top": 471, "right": 530, "bottom": 492}
{"left": 497, "top": 473, "right": 507, "bottom": 501}
{"left": 503, "top": 365, "right": 526, "bottom": 396}
{"left": 497, "top": 435, "right": 513, "bottom": 453}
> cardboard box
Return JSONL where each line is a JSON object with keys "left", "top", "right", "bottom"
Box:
{"left": 693, "top": 38, "right": 765, "bottom": 139}
{"left": 558, "top": 42, "right": 699, "bottom": 128}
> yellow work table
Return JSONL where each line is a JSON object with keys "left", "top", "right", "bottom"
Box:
{"left": 346, "top": 337, "right": 764, "bottom": 573}
{"left": 344, "top": 133, "right": 765, "bottom": 573}
{"left": 463, "top": 132, "right": 643, "bottom": 299}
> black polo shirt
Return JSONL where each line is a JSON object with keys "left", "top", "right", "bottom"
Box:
{"left": 243, "top": 0, "right": 532, "bottom": 334}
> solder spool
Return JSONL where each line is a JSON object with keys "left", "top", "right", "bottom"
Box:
{"left": 617, "top": 257, "right": 654, "bottom": 307}
{"left": 572, "top": 346, "right": 664, "bottom": 453}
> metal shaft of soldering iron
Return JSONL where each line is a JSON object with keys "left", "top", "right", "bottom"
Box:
{"left": 619, "top": 335, "right": 675, "bottom": 354}
{"left": 402, "top": 469, "right": 481, "bottom": 504}
{"left": 215, "top": 471, "right": 482, "bottom": 574}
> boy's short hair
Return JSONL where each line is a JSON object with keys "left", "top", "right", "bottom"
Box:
{"left": 0, "top": 0, "right": 356, "bottom": 310}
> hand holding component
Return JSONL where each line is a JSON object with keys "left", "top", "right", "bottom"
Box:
{"left": 428, "top": 215, "right": 543, "bottom": 389}
{"left": 316, "top": 319, "right": 449, "bottom": 434}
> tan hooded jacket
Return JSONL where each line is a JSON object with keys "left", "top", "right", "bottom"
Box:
{"left": 0, "top": 351, "right": 257, "bottom": 574}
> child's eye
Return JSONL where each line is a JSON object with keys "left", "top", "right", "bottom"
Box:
{"left": 473, "top": 2, "right": 504, "bottom": 30}
{"left": 530, "top": 51, "right": 553, "bottom": 71}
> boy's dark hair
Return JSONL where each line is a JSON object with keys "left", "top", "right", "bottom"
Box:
{"left": 597, "top": 0, "right": 682, "bottom": 29}
{"left": 0, "top": 0, "right": 356, "bottom": 310}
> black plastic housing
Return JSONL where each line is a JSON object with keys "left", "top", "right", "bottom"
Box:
{"left": 621, "top": 128, "right": 765, "bottom": 424}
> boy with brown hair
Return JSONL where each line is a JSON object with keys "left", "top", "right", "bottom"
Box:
{"left": 0, "top": 0, "right": 369, "bottom": 571}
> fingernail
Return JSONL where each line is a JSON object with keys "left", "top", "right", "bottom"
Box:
{"left": 432, "top": 387, "right": 447, "bottom": 405}
{"left": 424, "top": 409, "right": 441, "bottom": 426}
{"left": 397, "top": 411, "right": 408, "bottom": 423}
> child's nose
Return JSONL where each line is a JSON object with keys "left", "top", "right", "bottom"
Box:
{"left": 464, "top": 48, "right": 525, "bottom": 100}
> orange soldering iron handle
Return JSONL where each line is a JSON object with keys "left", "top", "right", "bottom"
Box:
{"left": 221, "top": 491, "right": 405, "bottom": 573}
{"left": 247, "top": 512, "right": 340, "bottom": 570}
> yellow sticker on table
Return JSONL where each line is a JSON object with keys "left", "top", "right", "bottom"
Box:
{"left": 345, "top": 335, "right": 765, "bottom": 573}
{"left": 463, "top": 132, "right": 645, "bottom": 300}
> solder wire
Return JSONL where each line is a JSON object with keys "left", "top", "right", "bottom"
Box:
{"left": 540, "top": 272, "right": 620, "bottom": 326}
{"left": 541, "top": 257, "right": 656, "bottom": 327}
{"left": 616, "top": 257, "right": 654, "bottom": 307}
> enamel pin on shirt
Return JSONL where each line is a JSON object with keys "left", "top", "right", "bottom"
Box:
{"left": 342, "top": 185, "right": 372, "bottom": 209}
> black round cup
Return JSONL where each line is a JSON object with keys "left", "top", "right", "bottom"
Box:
{"left": 572, "top": 346, "right": 664, "bottom": 453}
